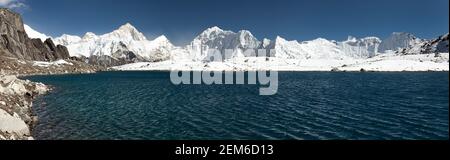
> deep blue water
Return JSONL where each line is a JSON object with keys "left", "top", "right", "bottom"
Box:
{"left": 27, "top": 72, "right": 449, "bottom": 140}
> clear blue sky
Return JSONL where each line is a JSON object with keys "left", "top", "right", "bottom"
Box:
{"left": 12, "top": 0, "right": 450, "bottom": 45}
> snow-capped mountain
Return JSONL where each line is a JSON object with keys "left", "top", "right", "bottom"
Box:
{"left": 274, "top": 37, "right": 348, "bottom": 60}
{"left": 379, "top": 32, "right": 423, "bottom": 52}
{"left": 400, "top": 33, "right": 449, "bottom": 54}
{"left": 338, "top": 36, "right": 381, "bottom": 58}
{"left": 24, "top": 24, "right": 51, "bottom": 42}
{"left": 53, "top": 23, "right": 174, "bottom": 66}
{"left": 23, "top": 24, "right": 449, "bottom": 69}
{"left": 186, "top": 26, "right": 263, "bottom": 61}
{"left": 185, "top": 26, "right": 381, "bottom": 61}
{"left": 54, "top": 34, "right": 82, "bottom": 46}
{"left": 261, "top": 38, "right": 275, "bottom": 49}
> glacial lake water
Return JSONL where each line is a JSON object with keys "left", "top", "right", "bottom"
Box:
{"left": 27, "top": 71, "right": 449, "bottom": 140}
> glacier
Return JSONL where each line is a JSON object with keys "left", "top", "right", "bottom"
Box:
{"left": 24, "top": 23, "right": 449, "bottom": 71}
{"left": 379, "top": 32, "right": 423, "bottom": 53}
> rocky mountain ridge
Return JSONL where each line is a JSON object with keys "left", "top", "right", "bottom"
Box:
{"left": 399, "top": 33, "right": 449, "bottom": 55}
{"left": 0, "top": 8, "right": 70, "bottom": 62}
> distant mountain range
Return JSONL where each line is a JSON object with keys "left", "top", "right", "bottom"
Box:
{"left": 24, "top": 23, "right": 449, "bottom": 67}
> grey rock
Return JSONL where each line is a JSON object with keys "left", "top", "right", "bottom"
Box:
{"left": 401, "top": 33, "right": 449, "bottom": 54}
{"left": 435, "top": 33, "right": 449, "bottom": 53}
{"left": 331, "top": 68, "right": 340, "bottom": 72}
{"left": 0, "top": 8, "right": 70, "bottom": 62}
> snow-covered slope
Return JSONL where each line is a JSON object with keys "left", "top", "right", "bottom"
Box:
{"left": 186, "top": 26, "right": 262, "bottom": 61}
{"left": 54, "top": 34, "right": 82, "bottom": 46}
{"left": 23, "top": 24, "right": 50, "bottom": 41}
{"left": 338, "top": 36, "right": 381, "bottom": 58}
{"left": 54, "top": 23, "right": 174, "bottom": 65}
{"left": 185, "top": 27, "right": 379, "bottom": 61}
{"left": 338, "top": 53, "right": 449, "bottom": 71}
{"left": 113, "top": 27, "right": 448, "bottom": 72}
{"left": 401, "top": 33, "right": 449, "bottom": 54}
{"left": 113, "top": 53, "right": 449, "bottom": 72}
{"left": 24, "top": 24, "right": 449, "bottom": 71}
{"left": 274, "top": 37, "right": 349, "bottom": 60}
{"left": 273, "top": 35, "right": 384, "bottom": 60}
{"left": 379, "top": 32, "right": 423, "bottom": 52}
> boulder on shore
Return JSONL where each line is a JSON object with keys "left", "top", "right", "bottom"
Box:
{"left": 0, "top": 75, "right": 49, "bottom": 140}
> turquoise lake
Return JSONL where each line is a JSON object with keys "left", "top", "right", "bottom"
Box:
{"left": 27, "top": 72, "right": 449, "bottom": 140}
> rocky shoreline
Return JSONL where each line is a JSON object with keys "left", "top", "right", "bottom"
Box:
{"left": 0, "top": 56, "right": 104, "bottom": 140}
{"left": 0, "top": 8, "right": 105, "bottom": 140}
{"left": 0, "top": 75, "right": 48, "bottom": 140}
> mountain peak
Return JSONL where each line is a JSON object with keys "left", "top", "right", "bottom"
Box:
{"left": 54, "top": 34, "right": 82, "bottom": 46}
{"left": 313, "top": 38, "right": 331, "bottom": 43}
{"left": 262, "top": 38, "right": 271, "bottom": 44}
{"left": 82, "top": 32, "right": 98, "bottom": 40}
{"left": 238, "top": 30, "right": 254, "bottom": 36}
{"left": 200, "top": 26, "right": 234, "bottom": 37}
{"left": 118, "top": 23, "right": 138, "bottom": 31}
{"left": 275, "top": 36, "right": 285, "bottom": 41}
{"left": 346, "top": 36, "right": 357, "bottom": 42}
{"left": 108, "top": 23, "right": 147, "bottom": 41}
{"left": 153, "top": 35, "right": 169, "bottom": 43}
{"left": 207, "top": 26, "right": 223, "bottom": 32}
{"left": 262, "top": 38, "right": 274, "bottom": 48}
{"left": 275, "top": 36, "right": 295, "bottom": 44}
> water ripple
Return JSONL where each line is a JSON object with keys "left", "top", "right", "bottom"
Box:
{"left": 28, "top": 72, "right": 449, "bottom": 140}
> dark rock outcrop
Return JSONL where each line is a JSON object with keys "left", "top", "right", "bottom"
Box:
{"left": 0, "top": 8, "right": 69, "bottom": 62}
{"left": 399, "top": 33, "right": 449, "bottom": 55}
{"left": 88, "top": 51, "right": 143, "bottom": 67}
{"left": 434, "top": 33, "right": 449, "bottom": 53}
